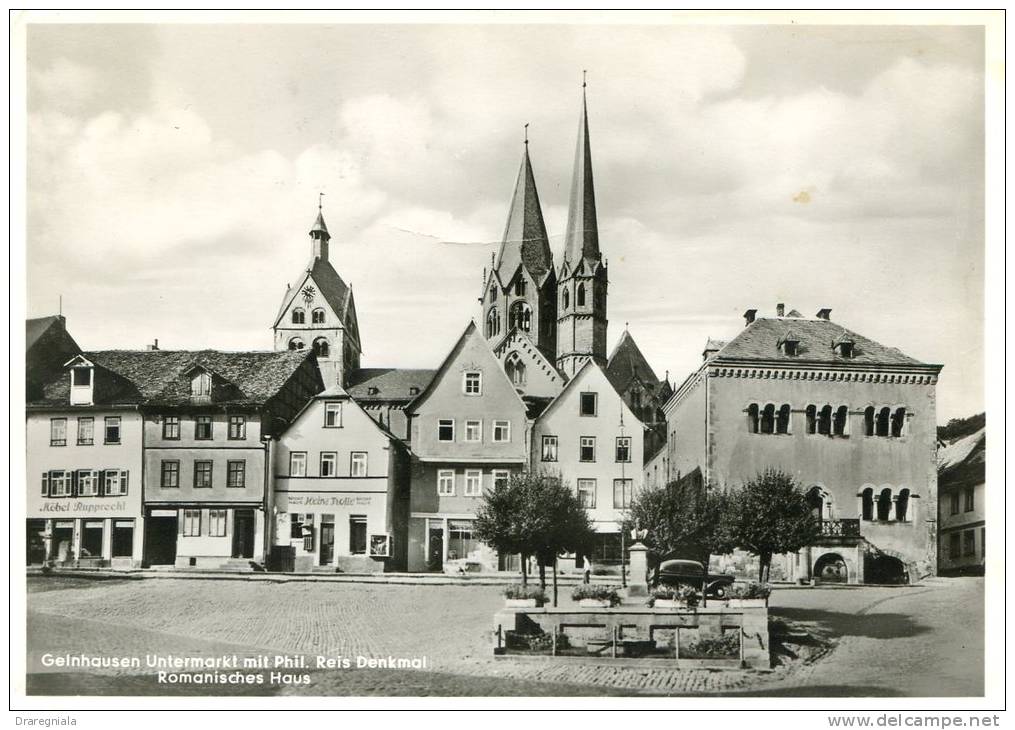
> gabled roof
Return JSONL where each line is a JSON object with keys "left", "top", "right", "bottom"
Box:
{"left": 346, "top": 368, "right": 437, "bottom": 403}
{"left": 27, "top": 316, "right": 65, "bottom": 351}
{"left": 273, "top": 256, "right": 354, "bottom": 331}
{"left": 493, "top": 326, "right": 564, "bottom": 377}
{"left": 29, "top": 349, "right": 315, "bottom": 408}
{"left": 537, "top": 357, "right": 644, "bottom": 428}
{"left": 605, "top": 330, "right": 665, "bottom": 395}
{"left": 562, "top": 87, "right": 601, "bottom": 270}
{"left": 712, "top": 317, "right": 938, "bottom": 368}
{"left": 494, "top": 145, "right": 553, "bottom": 282}
{"left": 938, "top": 427, "right": 985, "bottom": 491}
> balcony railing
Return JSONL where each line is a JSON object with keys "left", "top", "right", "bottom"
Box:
{"left": 819, "top": 518, "right": 861, "bottom": 538}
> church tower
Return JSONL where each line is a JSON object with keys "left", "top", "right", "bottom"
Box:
{"left": 556, "top": 83, "right": 608, "bottom": 378}
{"left": 480, "top": 133, "right": 557, "bottom": 362}
{"left": 273, "top": 201, "right": 362, "bottom": 387}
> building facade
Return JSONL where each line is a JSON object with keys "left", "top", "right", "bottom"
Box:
{"left": 405, "top": 321, "right": 530, "bottom": 572}
{"left": 273, "top": 385, "right": 410, "bottom": 572}
{"left": 662, "top": 306, "right": 942, "bottom": 584}
{"left": 937, "top": 426, "right": 985, "bottom": 575}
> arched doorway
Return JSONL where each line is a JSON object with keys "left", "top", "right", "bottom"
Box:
{"left": 865, "top": 553, "right": 909, "bottom": 584}
{"left": 814, "top": 552, "right": 848, "bottom": 583}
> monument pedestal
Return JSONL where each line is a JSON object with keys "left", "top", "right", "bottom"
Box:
{"left": 624, "top": 542, "right": 650, "bottom": 600}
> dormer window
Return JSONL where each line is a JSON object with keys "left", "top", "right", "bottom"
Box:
{"left": 191, "top": 370, "right": 212, "bottom": 399}
{"left": 835, "top": 339, "right": 855, "bottom": 358}
{"left": 367, "top": 386, "right": 380, "bottom": 396}
{"left": 408, "top": 386, "right": 420, "bottom": 396}
{"left": 65, "top": 355, "right": 95, "bottom": 406}
{"left": 779, "top": 331, "right": 800, "bottom": 356}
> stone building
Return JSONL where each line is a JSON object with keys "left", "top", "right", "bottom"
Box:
{"left": 937, "top": 425, "right": 985, "bottom": 575}
{"left": 660, "top": 305, "right": 943, "bottom": 584}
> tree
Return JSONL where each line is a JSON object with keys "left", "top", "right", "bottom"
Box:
{"left": 474, "top": 470, "right": 595, "bottom": 604}
{"left": 620, "top": 471, "right": 733, "bottom": 575}
{"left": 721, "top": 469, "right": 820, "bottom": 582}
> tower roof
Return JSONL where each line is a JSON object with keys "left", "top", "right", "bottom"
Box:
{"left": 494, "top": 144, "right": 553, "bottom": 281}
{"left": 562, "top": 86, "right": 600, "bottom": 267}
{"left": 309, "top": 209, "right": 330, "bottom": 240}
{"left": 606, "top": 330, "right": 664, "bottom": 395}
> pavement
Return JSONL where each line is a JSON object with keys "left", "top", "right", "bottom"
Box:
{"left": 23, "top": 574, "right": 983, "bottom": 697}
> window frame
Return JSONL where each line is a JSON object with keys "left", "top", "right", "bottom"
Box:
{"left": 104, "top": 469, "right": 128, "bottom": 496}
{"left": 615, "top": 436, "right": 632, "bottom": 463}
{"left": 76, "top": 469, "right": 99, "bottom": 497}
{"left": 162, "top": 415, "right": 180, "bottom": 440}
{"left": 193, "top": 461, "right": 213, "bottom": 489}
{"left": 227, "top": 460, "right": 246, "bottom": 488}
{"left": 963, "top": 487, "right": 974, "bottom": 513}
{"left": 437, "top": 419, "right": 455, "bottom": 442}
{"left": 194, "top": 415, "right": 213, "bottom": 441}
{"left": 576, "top": 478, "right": 597, "bottom": 509}
{"left": 50, "top": 418, "right": 67, "bottom": 447}
{"left": 541, "top": 435, "right": 558, "bottom": 462}
{"left": 349, "top": 515, "right": 368, "bottom": 555}
{"left": 48, "top": 470, "right": 71, "bottom": 497}
{"left": 320, "top": 451, "right": 337, "bottom": 478}
{"left": 160, "top": 460, "right": 180, "bottom": 488}
{"left": 208, "top": 509, "right": 227, "bottom": 537}
{"left": 191, "top": 371, "right": 212, "bottom": 398}
{"left": 290, "top": 451, "right": 307, "bottom": 477}
{"left": 182, "top": 509, "right": 201, "bottom": 537}
{"left": 579, "top": 436, "right": 596, "bottom": 463}
{"left": 464, "top": 469, "right": 482, "bottom": 496}
{"left": 492, "top": 420, "right": 511, "bottom": 443}
{"left": 463, "top": 371, "right": 482, "bottom": 396}
{"left": 104, "top": 416, "right": 122, "bottom": 445}
{"left": 579, "top": 392, "right": 598, "bottom": 417}
{"left": 492, "top": 469, "right": 510, "bottom": 490}
{"left": 323, "top": 402, "right": 343, "bottom": 428}
{"left": 613, "top": 478, "right": 634, "bottom": 509}
{"left": 227, "top": 415, "right": 246, "bottom": 441}
{"left": 350, "top": 451, "right": 368, "bottom": 478}
{"left": 76, "top": 417, "right": 94, "bottom": 446}
{"left": 949, "top": 491, "right": 961, "bottom": 516}
{"left": 437, "top": 469, "right": 455, "bottom": 497}
{"left": 464, "top": 419, "right": 482, "bottom": 443}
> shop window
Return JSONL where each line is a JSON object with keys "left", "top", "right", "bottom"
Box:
{"left": 349, "top": 516, "right": 368, "bottom": 555}
{"left": 320, "top": 452, "right": 337, "bottom": 478}
{"left": 579, "top": 436, "right": 596, "bottom": 462}
{"left": 580, "top": 392, "right": 598, "bottom": 416}
{"left": 437, "top": 469, "right": 455, "bottom": 496}
{"left": 194, "top": 461, "right": 213, "bottom": 488}
{"left": 492, "top": 420, "right": 510, "bottom": 442}
{"left": 464, "top": 469, "right": 482, "bottom": 496}
{"left": 324, "top": 402, "right": 342, "bottom": 427}
{"left": 577, "top": 479, "right": 597, "bottom": 509}
{"left": 50, "top": 418, "right": 67, "bottom": 446}
{"left": 183, "top": 510, "right": 201, "bottom": 537}
{"left": 613, "top": 479, "right": 633, "bottom": 509}
{"left": 208, "top": 509, "right": 227, "bottom": 537}
{"left": 161, "top": 461, "right": 180, "bottom": 488}
{"left": 290, "top": 514, "right": 303, "bottom": 540}
{"left": 111, "top": 520, "right": 134, "bottom": 558}
{"left": 195, "top": 416, "right": 213, "bottom": 440}
{"left": 162, "top": 416, "right": 180, "bottom": 440}
{"left": 438, "top": 419, "right": 455, "bottom": 442}
{"left": 228, "top": 415, "right": 246, "bottom": 440}
{"left": 464, "top": 420, "right": 482, "bottom": 442}
{"left": 81, "top": 521, "right": 104, "bottom": 558}
{"left": 227, "top": 460, "right": 246, "bottom": 487}
{"left": 77, "top": 417, "right": 94, "bottom": 445}
{"left": 350, "top": 452, "right": 368, "bottom": 477}
{"left": 290, "top": 452, "right": 307, "bottom": 477}
{"left": 448, "top": 519, "right": 477, "bottom": 561}
{"left": 541, "top": 435, "right": 558, "bottom": 462}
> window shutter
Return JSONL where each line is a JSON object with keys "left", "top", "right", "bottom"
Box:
{"left": 98, "top": 469, "right": 107, "bottom": 496}
{"left": 41, "top": 472, "right": 49, "bottom": 497}
{"left": 178, "top": 510, "right": 186, "bottom": 536}
{"left": 121, "top": 470, "right": 129, "bottom": 495}
{"left": 71, "top": 470, "right": 79, "bottom": 497}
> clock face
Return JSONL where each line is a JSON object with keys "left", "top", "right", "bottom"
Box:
{"left": 301, "top": 285, "right": 316, "bottom": 304}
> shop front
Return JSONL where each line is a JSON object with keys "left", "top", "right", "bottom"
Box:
{"left": 143, "top": 504, "right": 265, "bottom": 569}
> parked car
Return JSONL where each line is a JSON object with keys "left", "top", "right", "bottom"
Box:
{"left": 653, "top": 558, "right": 735, "bottom": 598}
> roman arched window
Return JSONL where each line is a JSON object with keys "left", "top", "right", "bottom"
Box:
{"left": 505, "top": 352, "right": 526, "bottom": 386}
{"left": 562, "top": 288, "right": 569, "bottom": 309}
{"left": 876, "top": 488, "right": 893, "bottom": 521}
{"left": 747, "top": 404, "right": 759, "bottom": 434}
{"left": 876, "top": 407, "right": 891, "bottom": 437}
{"left": 896, "top": 488, "right": 910, "bottom": 522}
{"left": 486, "top": 308, "right": 500, "bottom": 338}
{"left": 891, "top": 407, "right": 906, "bottom": 437}
{"left": 288, "top": 337, "right": 305, "bottom": 351}
{"left": 864, "top": 406, "right": 875, "bottom": 436}
{"left": 312, "top": 338, "right": 330, "bottom": 358}
{"left": 576, "top": 283, "right": 586, "bottom": 307}
{"left": 805, "top": 405, "right": 817, "bottom": 434}
{"left": 760, "top": 404, "right": 775, "bottom": 434}
{"left": 776, "top": 404, "right": 791, "bottom": 434}
{"left": 312, "top": 308, "right": 326, "bottom": 324}
{"left": 833, "top": 405, "right": 849, "bottom": 436}
{"left": 818, "top": 405, "right": 833, "bottom": 435}
{"left": 861, "top": 488, "right": 874, "bottom": 521}
{"left": 291, "top": 308, "right": 305, "bottom": 324}
{"left": 806, "top": 486, "right": 829, "bottom": 523}
{"left": 509, "top": 301, "right": 532, "bottom": 332}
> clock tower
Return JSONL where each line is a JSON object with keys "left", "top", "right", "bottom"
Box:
{"left": 272, "top": 204, "right": 362, "bottom": 387}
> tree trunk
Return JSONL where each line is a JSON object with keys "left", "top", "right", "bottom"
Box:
{"left": 759, "top": 552, "right": 771, "bottom": 582}
{"left": 521, "top": 554, "right": 528, "bottom": 587}
{"left": 552, "top": 556, "right": 559, "bottom": 607}
{"left": 538, "top": 558, "right": 546, "bottom": 592}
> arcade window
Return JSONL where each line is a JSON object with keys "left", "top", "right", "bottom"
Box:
{"left": 227, "top": 460, "right": 246, "bottom": 488}
{"left": 162, "top": 416, "right": 180, "bottom": 440}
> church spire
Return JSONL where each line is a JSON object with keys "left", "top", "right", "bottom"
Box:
{"left": 562, "top": 74, "right": 600, "bottom": 267}
{"left": 494, "top": 130, "right": 553, "bottom": 281}
{"left": 309, "top": 194, "right": 330, "bottom": 261}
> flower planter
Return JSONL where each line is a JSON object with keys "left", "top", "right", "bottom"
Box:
{"left": 726, "top": 598, "right": 768, "bottom": 609}
{"left": 505, "top": 598, "right": 540, "bottom": 608}
{"left": 652, "top": 599, "right": 697, "bottom": 610}
{"left": 579, "top": 599, "right": 612, "bottom": 608}
{"left": 676, "top": 657, "right": 743, "bottom": 670}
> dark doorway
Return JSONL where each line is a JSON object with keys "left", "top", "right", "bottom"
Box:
{"left": 52, "top": 521, "right": 74, "bottom": 563}
{"left": 26, "top": 519, "right": 46, "bottom": 565}
{"left": 80, "top": 521, "right": 104, "bottom": 559}
{"left": 866, "top": 553, "right": 909, "bottom": 584}
{"left": 112, "top": 520, "right": 134, "bottom": 558}
{"left": 145, "top": 513, "right": 178, "bottom": 565}
{"left": 232, "top": 509, "right": 255, "bottom": 559}
{"left": 427, "top": 526, "right": 444, "bottom": 572}
{"left": 319, "top": 522, "right": 335, "bottom": 565}
{"left": 814, "top": 553, "right": 849, "bottom": 583}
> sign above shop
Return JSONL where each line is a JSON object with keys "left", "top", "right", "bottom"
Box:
{"left": 280, "top": 494, "right": 374, "bottom": 508}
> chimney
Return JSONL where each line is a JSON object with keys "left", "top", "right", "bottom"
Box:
{"left": 146, "top": 338, "right": 159, "bottom": 351}
{"left": 776, "top": 303, "right": 785, "bottom": 317}
{"left": 816, "top": 308, "right": 832, "bottom": 321}
{"left": 743, "top": 309, "right": 757, "bottom": 326}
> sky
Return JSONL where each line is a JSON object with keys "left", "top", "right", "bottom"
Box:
{"left": 24, "top": 23, "right": 985, "bottom": 423}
